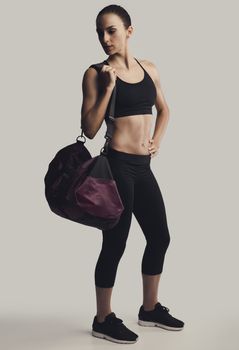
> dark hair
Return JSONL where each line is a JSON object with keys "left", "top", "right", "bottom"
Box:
{"left": 96, "top": 4, "right": 131, "bottom": 29}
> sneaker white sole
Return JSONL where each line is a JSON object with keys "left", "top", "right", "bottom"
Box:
{"left": 92, "top": 330, "right": 138, "bottom": 344}
{"left": 138, "top": 319, "right": 184, "bottom": 331}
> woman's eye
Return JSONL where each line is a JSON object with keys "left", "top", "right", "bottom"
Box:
{"left": 97, "top": 30, "right": 116, "bottom": 37}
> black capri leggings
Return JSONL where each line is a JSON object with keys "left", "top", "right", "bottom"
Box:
{"left": 94, "top": 146, "right": 171, "bottom": 288}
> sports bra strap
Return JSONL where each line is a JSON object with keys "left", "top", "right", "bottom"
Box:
{"left": 134, "top": 57, "right": 145, "bottom": 70}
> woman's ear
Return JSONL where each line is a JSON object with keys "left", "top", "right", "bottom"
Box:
{"left": 127, "top": 25, "right": 133, "bottom": 38}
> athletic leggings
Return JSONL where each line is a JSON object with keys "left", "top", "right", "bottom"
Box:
{"left": 94, "top": 146, "right": 171, "bottom": 288}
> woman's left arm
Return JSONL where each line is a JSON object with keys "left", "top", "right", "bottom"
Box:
{"left": 145, "top": 60, "right": 170, "bottom": 157}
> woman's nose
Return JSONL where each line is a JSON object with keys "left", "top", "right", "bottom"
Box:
{"left": 103, "top": 32, "right": 111, "bottom": 43}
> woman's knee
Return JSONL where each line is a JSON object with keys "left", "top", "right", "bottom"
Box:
{"left": 148, "top": 227, "right": 171, "bottom": 251}
{"left": 163, "top": 230, "right": 171, "bottom": 249}
{"left": 99, "top": 239, "right": 127, "bottom": 264}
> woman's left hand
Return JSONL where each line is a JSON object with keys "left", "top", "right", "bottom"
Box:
{"left": 148, "top": 138, "right": 160, "bottom": 157}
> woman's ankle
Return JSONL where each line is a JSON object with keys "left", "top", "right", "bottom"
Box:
{"left": 96, "top": 311, "right": 112, "bottom": 323}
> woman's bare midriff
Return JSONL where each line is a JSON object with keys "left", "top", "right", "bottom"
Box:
{"left": 108, "top": 114, "right": 153, "bottom": 155}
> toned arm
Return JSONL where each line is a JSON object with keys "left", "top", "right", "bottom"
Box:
{"left": 81, "top": 67, "right": 113, "bottom": 139}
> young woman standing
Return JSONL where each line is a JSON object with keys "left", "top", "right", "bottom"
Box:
{"left": 81, "top": 4, "right": 184, "bottom": 344}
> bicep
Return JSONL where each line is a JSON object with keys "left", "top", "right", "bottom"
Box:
{"left": 81, "top": 67, "right": 100, "bottom": 122}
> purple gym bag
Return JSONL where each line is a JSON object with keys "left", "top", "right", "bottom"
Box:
{"left": 44, "top": 62, "right": 124, "bottom": 230}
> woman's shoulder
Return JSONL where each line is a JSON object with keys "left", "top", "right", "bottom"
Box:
{"left": 137, "top": 58, "right": 159, "bottom": 82}
{"left": 137, "top": 58, "right": 157, "bottom": 70}
{"left": 88, "top": 60, "right": 106, "bottom": 73}
{"left": 82, "top": 61, "right": 105, "bottom": 82}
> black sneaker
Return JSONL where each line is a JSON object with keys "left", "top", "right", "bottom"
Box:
{"left": 92, "top": 312, "right": 139, "bottom": 344}
{"left": 138, "top": 302, "right": 184, "bottom": 331}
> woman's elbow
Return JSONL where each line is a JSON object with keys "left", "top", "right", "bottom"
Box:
{"left": 82, "top": 127, "right": 95, "bottom": 139}
{"left": 81, "top": 117, "right": 93, "bottom": 139}
{"left": 81, "top": 123, "right": 97, "bottom": 139}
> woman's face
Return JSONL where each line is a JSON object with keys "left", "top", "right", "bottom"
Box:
{"left": 96, "top": 13, "right": 132, "bottom": 55}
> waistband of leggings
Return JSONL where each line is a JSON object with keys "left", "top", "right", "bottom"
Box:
{"left": 107, "top": 146, "right": 151, "bottom": 164}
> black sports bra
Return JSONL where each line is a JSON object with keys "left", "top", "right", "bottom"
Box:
{"left": 89, "top": 57, "right": 157, "bottom": 119}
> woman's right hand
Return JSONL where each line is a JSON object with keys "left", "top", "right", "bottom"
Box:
{"left": 99, "top": 64, "right": 117, "bottom": 90}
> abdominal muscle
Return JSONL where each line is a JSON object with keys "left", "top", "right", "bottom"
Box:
{"left": 108, "top": 114, "right": 153, "bottom": 155}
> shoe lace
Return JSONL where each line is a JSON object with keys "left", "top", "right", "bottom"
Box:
{"left": 156, "top": 303, "right": 170, "bottom": 313}
{"left": 108, "top": 316, "right": 123, "bottom": 326}
{"left": 162, "top": 306, "right": 170, "bottom": 312}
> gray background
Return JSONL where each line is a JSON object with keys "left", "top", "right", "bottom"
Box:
{"left": 1, "top": 0, "right": 238, "bottom": 349}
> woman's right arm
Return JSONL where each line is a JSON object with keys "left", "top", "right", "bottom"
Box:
{"left": 81, "top": 66, "right": 116, "bottom": 139}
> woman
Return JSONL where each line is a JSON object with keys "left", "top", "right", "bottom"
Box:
{"left": 81, "top": 4, "right": 184, "bottom": 344}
